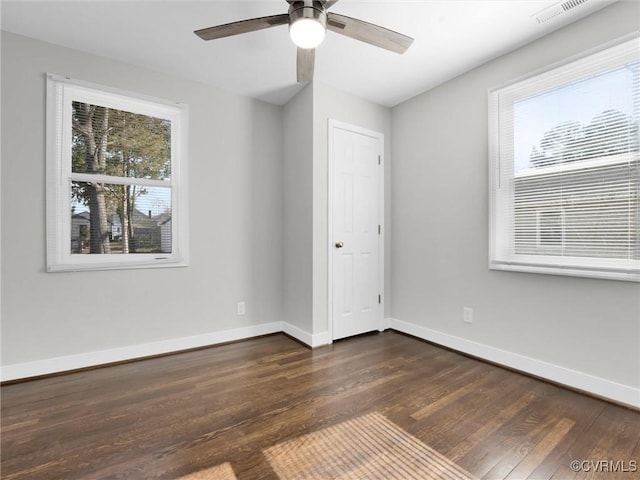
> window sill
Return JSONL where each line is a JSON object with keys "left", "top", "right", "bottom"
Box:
{"left": 489, "top": 260, "right": 640, "bottom": 282}
{"left": 47, "top": 256, "right": 188, "bottom": 273}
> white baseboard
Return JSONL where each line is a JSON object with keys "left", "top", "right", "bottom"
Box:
{"left": 0, "top": 322, "right": 282, "bottom": 382}
{"left": 282, "top": 322, "right": 330, "bottom": 348}
{"left": 8, "top": 318, "right": 634, "bottom": 408}
{"left": 390, "top": 318, "right": 640, "bottom": 409}
{"left": 1, "top": 321, "right": 330, "bottom": 382}
{"left": 380, "top": 317, "right": 392, "bottom": 331}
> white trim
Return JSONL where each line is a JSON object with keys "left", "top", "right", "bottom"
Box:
{"left": 0, "top": 322, "right": 282, "bottom": 382}
{"left": 389, "top": 318, "right": 640, "bottom": 409}
{"left": 327, "top": 119, "right": 385, "bottom": 342}
{"left": 5, "top": 319, "right": 635, "bottom": 409}
{"left": 70, "top": 173, "right": 171, "bottom": 187}
{"left": 380, "top": 317, "right": 392, "bottom": 331}
{"left": 282, "top": 322, "right": 330, "bottom": 348}
{"left": 47, "top": 73, "right": 186, "bottom": 111}
{"left": 515, "top": 152, "right": 637, "bottom": 178}
{"left": 490, "top": 260, "right": 639, "bottom": 282}
{"left": 0, "top": 322, "right": 334, "bottom": 381}
{"left": 489, "top": 32, "right": 639, "bottom": 94}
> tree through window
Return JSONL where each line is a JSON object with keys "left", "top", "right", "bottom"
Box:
{"left": 71, "top": 103, "right": 172, "bottom": 255}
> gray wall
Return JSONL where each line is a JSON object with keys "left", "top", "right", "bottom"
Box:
{"left": 283, "top": 83, "right": 314, "bottom": 333}
{"left": 1, "top": 32, "right": 284, "bottom": 365}
{"left": 390, "top": 1, "right": 640, "bottom": 389}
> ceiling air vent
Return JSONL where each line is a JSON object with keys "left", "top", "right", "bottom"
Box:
{"left": 533, "top": 0, "right": 590, "bottom": 24}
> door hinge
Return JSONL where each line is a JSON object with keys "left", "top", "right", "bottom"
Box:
{"left": 378, "top": 294, "right": 382, "bottom": 304}
{"left": 378, "top": 225, "right": 381, "bottom": 235}
{"left": 378, "top": 155, "right": 381, "bottom": 165}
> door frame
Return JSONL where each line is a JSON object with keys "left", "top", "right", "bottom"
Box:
{"left": 327, "top": 118, "right": 385, "bottom": 342}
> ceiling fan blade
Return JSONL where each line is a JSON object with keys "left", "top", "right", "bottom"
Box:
{"left": 297, "top": 47, "right": 315, "bottom": 82}
{"left": 327, "top": 12, "right": 413, "bottom": 54}
{"left": 195, "top": 14, "right": 289, "bottom": 41}
{"left": 324, "top": 0, "right": 340, "bottom": 9}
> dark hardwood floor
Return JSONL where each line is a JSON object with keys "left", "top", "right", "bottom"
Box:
{"left": 1, "top": 331, "right": 638, "bottom": 479}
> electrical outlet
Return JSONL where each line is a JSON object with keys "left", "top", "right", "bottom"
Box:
{"left": 463, "top": 307, "right": 473, "bottom": 324}
{"left": 237, "top": 302, "right": 246, "bottom": 316}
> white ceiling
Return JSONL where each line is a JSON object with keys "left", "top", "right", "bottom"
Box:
{"left": 0, "top": 0, "right": 619, "bottom": 107}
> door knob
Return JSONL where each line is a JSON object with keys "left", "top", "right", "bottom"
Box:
{"left": 335, "top": 241, "right": 344, "bottom": 249}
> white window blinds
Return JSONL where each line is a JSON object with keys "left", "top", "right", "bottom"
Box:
{"left": 489, "top": 36, "right": 639, "bottom": 281}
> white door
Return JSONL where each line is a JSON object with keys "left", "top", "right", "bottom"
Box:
{"left": 329, "top": 120, "right": 383, "bottom": 341}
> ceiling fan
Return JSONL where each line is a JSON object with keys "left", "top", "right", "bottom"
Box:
{"left": 194, "top": 0, "right": 414, "bottom": 82}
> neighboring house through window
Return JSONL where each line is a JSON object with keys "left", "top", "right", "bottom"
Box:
{"left": 46, "top": 74, "right": 188, "bottom": 271}
{"left": 489, "top": 36, "right": 639, "bottom": 281}
{"left": 536, "top": 209, "right": 564, "bottom": 250}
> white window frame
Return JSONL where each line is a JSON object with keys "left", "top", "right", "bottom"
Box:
{"left": 488, "top": 35, "right": 639, "bottom": 282}
{"left": 46, "top": 74, "right": 189, "bottom": 272}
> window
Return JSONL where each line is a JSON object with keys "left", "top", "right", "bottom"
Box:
{"left": 46, "top": 74, "right": 188, "bottom": 271}
{"left": 489, "top": 36, "right": 639, "bottom": 281}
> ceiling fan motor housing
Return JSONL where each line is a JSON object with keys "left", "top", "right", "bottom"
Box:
{"left": 289, "top": 1, "right": 328, "bottom": 31}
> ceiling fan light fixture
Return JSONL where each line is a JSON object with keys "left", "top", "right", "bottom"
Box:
{"left": 290, "top": 17, "right": 325, "bottom": 48}
{"left": 289, "top": 3, "right": 327, "bottom": 49}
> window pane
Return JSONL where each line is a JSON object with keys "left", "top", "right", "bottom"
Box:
{"left": 514, "top": 162, "right": 638, "bottom": 259}
{"left": 514, "top": 62, "right": 639, "bottom": 174}
{"left": 72, "top": 102, "right": 171, "bottom": 180}
{"left": 511, "top": 59, "right": 639, "bottom": 260}
{"left": 71, "top": 181, "right": 172, "bottom": 254}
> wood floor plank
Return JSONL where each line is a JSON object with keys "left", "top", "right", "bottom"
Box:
{"left": 442, "top": 379, "right": 543, "bottom": 462}
{"left": 462, "top": 401, "right": 559, "bottom": 478}
{"left": 550, "top": 464, "right": 579, "bottom": 480}
{"left": 1, "top": 331, "right": 637, "bottom": 480}
{"left": 523, "top": 397, "right": 605, "bottom": 480}
{"left": 503, "top": 417, "right": 575, "bottom": 479}
{"left": 409, "top": 363, "right": 494, "bottom": 420}
{"left": 577, "top": 405, "right": 640, "bottom": 480}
